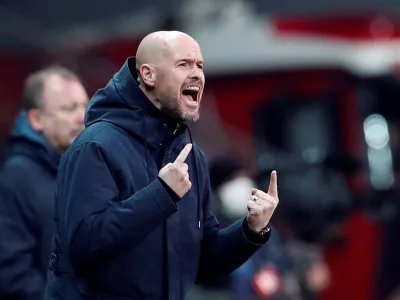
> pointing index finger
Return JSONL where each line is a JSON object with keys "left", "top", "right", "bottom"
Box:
{"left": 174, "top": 143, "right": 193, "bottom": 165}
{"left": 268, "top": 170, "right": 278, "bottom": 198}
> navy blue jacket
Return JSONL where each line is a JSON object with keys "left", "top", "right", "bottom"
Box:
{"left": 0, "top": 111, "right": 60, "bottom": 299}
{"left": 46, "top": 57, "right": 270, "bottom": 300}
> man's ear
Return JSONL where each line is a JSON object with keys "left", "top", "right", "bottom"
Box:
{"left": 139, "top": 64, "right": 156, "bottom": 87}
{"left": 27, "top": 109, "right": 43, "bottom": 132}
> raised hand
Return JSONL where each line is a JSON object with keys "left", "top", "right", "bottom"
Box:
{"left": 246, "top": 171, "right": 279, "bottom": 232}
{"left": 158, "top": 143, "right": 193, "bottom": 198}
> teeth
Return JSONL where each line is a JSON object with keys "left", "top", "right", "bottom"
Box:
{"left": 185, "top": 86, "right": 200, "bottom": 91}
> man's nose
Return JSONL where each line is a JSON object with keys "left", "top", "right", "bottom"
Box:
{"left": 76, "top": 107, "right": 85, "bottom": 125}
{"left": 77, "top": 115, "right": 85, "bottom": 125}
{"left": 189, "top": 66, "right": 202, "bottom": 80}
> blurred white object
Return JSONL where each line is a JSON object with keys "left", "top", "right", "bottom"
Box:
{"left": 364, "top": 114, "right": 394, "bottom": 190}
{"left": 218, "top": 176, "right": 256, "bottom": 218}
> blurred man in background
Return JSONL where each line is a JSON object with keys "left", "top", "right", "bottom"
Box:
{"left": 0, "top": 66, "right": 88, "bottom": 299}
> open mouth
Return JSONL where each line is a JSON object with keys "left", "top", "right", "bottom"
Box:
{"left": 182, "top": 85, "right": 200, "bottom": 106}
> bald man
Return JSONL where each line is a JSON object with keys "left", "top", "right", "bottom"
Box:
{"left": 45, "top": 31, "right": 279, "bottom": 300}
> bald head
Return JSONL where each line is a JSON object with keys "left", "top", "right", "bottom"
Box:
{"left": 134, "top": 30, "right": 205, "bottom": 123}
{"left": 136, "top": 31, "right": 198, "bottom": 70}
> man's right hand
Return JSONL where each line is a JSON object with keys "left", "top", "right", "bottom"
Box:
{"left": 158, "top": 143, "right": 192, "bottom": 198}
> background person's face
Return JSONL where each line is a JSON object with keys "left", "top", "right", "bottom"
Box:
{"left": 36, "top": 74, "right": 88, "bottom": 152}
{"left": 155, "top": 36, "right": 205, "bottom": 123}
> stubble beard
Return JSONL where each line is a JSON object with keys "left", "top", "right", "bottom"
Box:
{"left": 181, "top": 111, "right": 200, "bottom": 123}
{"left": 161, "top": 94, "right": 200, "bottom": 123}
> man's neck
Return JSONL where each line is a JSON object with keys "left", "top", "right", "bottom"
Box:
{"left": 139, "top": 85, "right": 162, "bottom": 110}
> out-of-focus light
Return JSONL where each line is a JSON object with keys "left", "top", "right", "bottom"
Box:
{"left": 364, "top": 114, "right": 389, "bottom": 149}
{"left": 363, "top": 114, "right": 394, "bottom": 190}
{"left": 368, "top": 147, "right": 394, "bottom": 190}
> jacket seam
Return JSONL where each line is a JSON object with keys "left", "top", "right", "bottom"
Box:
{"left": 66, "top": 124, "right": 112, "bottom": 154}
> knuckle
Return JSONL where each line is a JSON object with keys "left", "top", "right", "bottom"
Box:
{"left": 256, "top": 191, "right": 266, "bottom": 198}
{"left": 271, "top": 197, "right": 279, "bottom": 205}
{"left": 248, "top": 200, "right": 257, "bottom": 207}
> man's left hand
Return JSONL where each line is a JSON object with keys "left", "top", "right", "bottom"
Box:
{"left": 246, "top": 171, "right": 279, "bottom": 232}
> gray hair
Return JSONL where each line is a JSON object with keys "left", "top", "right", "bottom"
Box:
{"left": 22, "top": 65, "right": 81, "bottom": 110}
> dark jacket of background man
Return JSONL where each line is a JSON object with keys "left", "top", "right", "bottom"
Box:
{"left": 0, "top": 112, "right": 61, "bottom": 299}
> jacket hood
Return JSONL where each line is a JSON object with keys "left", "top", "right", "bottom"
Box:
{"left": 85, "top": 57, "right": 186, "bottom": 148}
{"left": 7, "top": 111, "right": 61, "bottom": 173}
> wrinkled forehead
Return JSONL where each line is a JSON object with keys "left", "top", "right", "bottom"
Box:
{"left": 164, "top": 36, "right": 203, "bottom": 63}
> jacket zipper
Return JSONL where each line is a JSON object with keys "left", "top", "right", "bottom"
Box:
{"left": 173, "top": 123, "right": 180, "bottom": 135}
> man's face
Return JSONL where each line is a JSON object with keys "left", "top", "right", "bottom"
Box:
{"left": 154, "top": 36, "right": 205, "bottom": 123}
{"left": 36, "top": 74, "right": 88, "bottom": 152}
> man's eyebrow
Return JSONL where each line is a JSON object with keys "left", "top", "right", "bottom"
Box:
{"left": 177, "top": 58, "right": 204, "bottom": 64}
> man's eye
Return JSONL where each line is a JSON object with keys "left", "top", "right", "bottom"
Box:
{"left": 197, "top": 64, "right": 203, "bottom": 69}
{"left": 62, "top": 105, "right": 76, "bottom": 112}
{"left": 179, "top": 62, "right": 188, "bottom": 67}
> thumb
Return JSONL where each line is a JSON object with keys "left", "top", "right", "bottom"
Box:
{"left": 268, "top": 170, "right": 278, "bottom": 198}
